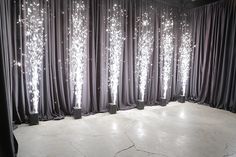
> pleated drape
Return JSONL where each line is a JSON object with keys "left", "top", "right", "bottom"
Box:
{"left": 10, "top": 0, "right": 236, "bottom": 124}
{"left": 11, "top": 0, "right": 181, "bottom": 123}
{"left": 0, "top": 0, "right": 18, "bottom": 156}
{"left": 188, "top": 0, "right": 236, "bottom": 112}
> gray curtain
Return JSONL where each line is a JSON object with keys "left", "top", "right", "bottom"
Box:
{"left": 188, "top": 0, "right": 236, "bottom": 112}
{"left": 0, "top": 0, "right": 18, "bottom": 156}
{"left": 11, "top": 0, "right": 181, "bottom": 123}
{"left": 9, "top": 0, "right": 236, "bottom": 124}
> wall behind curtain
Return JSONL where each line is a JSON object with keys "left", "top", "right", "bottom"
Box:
{"left": 188, "top": 0, "right": 236, "bottom": 112}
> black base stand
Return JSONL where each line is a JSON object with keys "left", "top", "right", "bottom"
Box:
{"left": 109, "top": 103, "right": 117, "bottom": 114}
{"left": 178, "top": 96, "right": 185, "bottom": 103}
{"left": 160, "top": 98, "right": 167, "bottom": 106}
{"left": 29, "top": 113, "right": 39, "bottom": 126}
{"left": 137, "top": 100, "right": 145, "bottom": 110}
{"left": 232, "top": 107, "right": 236, "bottom": 113}
{"left": 73, "top": 108, "right": 82, "bottom": 119}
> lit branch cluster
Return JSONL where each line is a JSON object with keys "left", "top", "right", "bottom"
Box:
{"left": 136, "top": 11, "right": 154, "bottom": 101}
{"left": 178, "top": 16, "right": 191, "bottom": 96}
{"left": 160, "top": 10, "right": 174, "bottom": 99}
{"left": 106, "top": 3, "right": 125, "bottom": 104}
{"left": 69, "top": 0, "right": 88, "bottom": 109}
{"left": 22, "top": 0, "right": 45, "bottom": 113}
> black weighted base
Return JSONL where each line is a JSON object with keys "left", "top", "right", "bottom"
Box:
{"left": 160, "top": 98, "right": 167, "bottom": 106}
{"left": 137, "top": 100, "right": 145, "bottom": 110}
{"left": 178, "top": 96, "right": 185, "bottom": 103}
{"left": 29, "top": 113, "right": 39, "bottom": 126}
{"left": 109, "top": 103, "right": 117, "bottom": 114}
{"left": 73, "top": 108, "right": 82, "bottom": 119}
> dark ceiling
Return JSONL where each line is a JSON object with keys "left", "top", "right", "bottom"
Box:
{"left": 181, "top": 0, "right": 220, "bottom": 8}
{"left": 156, "top": 0, "right": 220, "bottom": 8}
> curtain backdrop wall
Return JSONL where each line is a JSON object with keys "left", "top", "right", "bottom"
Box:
{"left": 0, "top": 0, "right": 18, "bottom": 156}
{"left": 9, "top": 0, "right": 236, "bottom": 123}
{"left": 11, "top": 0, "right": 181, "bottom": 123}
{"left": 188, "top": 0, "right": 236, "bottom": 112}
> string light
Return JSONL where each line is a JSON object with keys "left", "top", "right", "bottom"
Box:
{"left": 136, "top": 11, "right": 154, "bottom": 101}
{"left": 21, "top": 0, "right": 46, "bottom": 114}
{"left": 69, "top": 0, "right": 88, "bottom": 109}
{"left": 106, "top": 3, "right": 125, "bottom": 104}
{"left": 178, "top": 15, "right": 192, "bottom": 96}
{"left": 160, "top": 10, "right": 174, "bottom": 99}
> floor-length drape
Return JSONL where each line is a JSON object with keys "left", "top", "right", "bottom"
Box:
{"left": 10, "top": 0, "right": 184, "bottom": 123}
{"left": 0, "top": 0, "right": 18, "bottom": 156}
{"left": 12, "top": 0, "right": 99, "bottom": 123}
{"left": 188, "top": 0, "right": 236, "bottom": 112}
{"left": 9, "top": 0, "right": 236, "bottom": 123}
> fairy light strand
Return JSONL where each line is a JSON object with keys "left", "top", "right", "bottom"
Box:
{"left": 136, "top": 10, "right": 154, "bottom": 101}
{"left": 69, "top": 0, "right": 88, "bottom": 109}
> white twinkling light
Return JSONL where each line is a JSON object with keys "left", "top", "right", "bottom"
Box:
{"left": 69, "top": 0, "right": 88, "bottom": 109}
{"left": 136, "top": 11, "right": 154, "bottom": 101}
{"left": 160, "top": 10, "right": 174, "bottom": 99}
{"left": 13, "top": 60, "right": 22, "bottom": 67}
{"left": 106, "top": 3, "right": 125, "bottom": 104}
{"left": 178, "top": 15, "right": 192, "bottom": 96}
{"left": 21, "top": 0, "right": 46, "bottom": 114}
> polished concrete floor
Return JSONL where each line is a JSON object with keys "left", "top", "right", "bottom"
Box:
{"left": 14, "top": 102, "right": 236, "bottom": 157}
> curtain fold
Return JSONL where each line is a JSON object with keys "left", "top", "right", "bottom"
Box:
{"left": 10, "top": 0, "right": 236, "bottom": 123}
{"left": 188, "top": 0, "right": 236, "bottom": 112}
{"left": 11, "top": 0, "right": 181, "bottom": 123}
{"left": 0, "top": 0, "right": 18, "bottom": 156}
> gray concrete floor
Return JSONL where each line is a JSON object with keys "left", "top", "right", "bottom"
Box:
{"left": 14, "top": 102, "right": 236, "bottom": 157}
